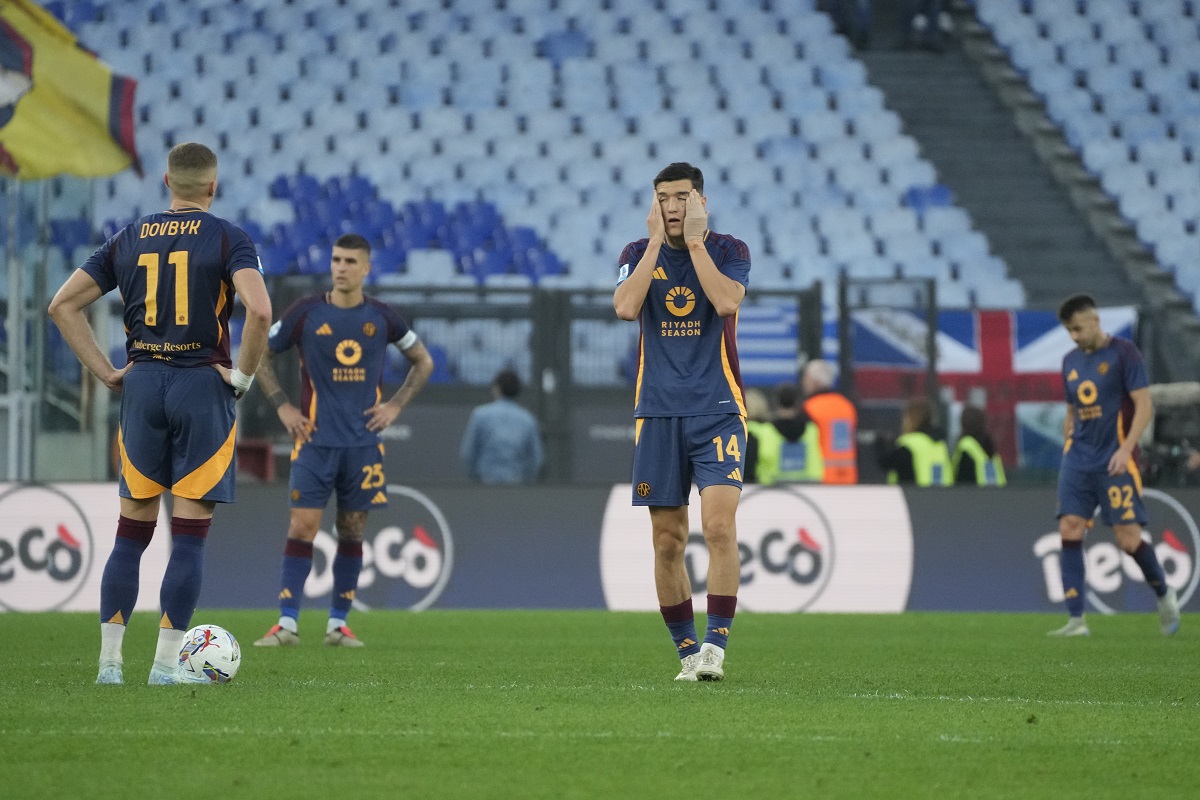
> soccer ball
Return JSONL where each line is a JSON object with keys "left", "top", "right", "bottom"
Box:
{"left": 178, "top": 624, "right": 241, "bottom": 684}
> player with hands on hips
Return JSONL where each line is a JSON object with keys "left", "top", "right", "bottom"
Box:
{"left": 253, "top": 233, "right": 433, "bottom": 648}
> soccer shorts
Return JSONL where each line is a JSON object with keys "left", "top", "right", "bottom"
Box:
{"left": 118, "top": 362, "right": 238, "bottom": 503}
{"left": 1056, "top": 464, "right": 1147, "bottom": 527}
{"left": 631, "top": 414, "right": 746, "bottom": 506}
{"left": 289, "top": 443, "right": 388, "bottom": 511}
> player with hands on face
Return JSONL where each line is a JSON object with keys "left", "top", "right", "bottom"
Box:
{"left": 614, "top": 162, "right": 750, "bottom": 682}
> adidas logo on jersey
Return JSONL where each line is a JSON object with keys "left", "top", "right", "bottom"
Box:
{"left": 1067, "top": 369, "right": 1078, "bottom": 381}
{"left": 371, "top": 491, "right": 387, "bottom": 504}
{"left": 315, "top": 323, "right": 333, "bottom": 335}
{"left": 652, "top": 266, "right": 668, "bottom": 280}
{"left": 726, "top": 468, "right": 742, "bottom": 481}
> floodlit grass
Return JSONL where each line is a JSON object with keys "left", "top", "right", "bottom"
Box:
{"left": 2, "top": 611, "right": 1197, "bottom": 799}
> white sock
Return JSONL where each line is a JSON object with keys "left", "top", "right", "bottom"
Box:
{"left": 153, "top": 628, "right": 187, "bottom": 669}
{"left": 278, "top": 616, "right": 298, "bottom": 634}
{"left": 327, "top": 616, "right": 345, "bottom": 634}
{"left": 99, "top": 622, "right": 125, "bottom": 665}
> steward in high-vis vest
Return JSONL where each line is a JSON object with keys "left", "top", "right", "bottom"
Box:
{"left": 879, "top": 397, "right": 953, "bottom": 487}
{"left": 953, "top": 435, "right": 1006, "bottom": 486}
{"left": 749, "top": 383, "right": 823, "bottom": 485}
{"left": 887, "top": 431, "right": 953, "bottom": 486}
{"left": 952, "top": 405, "right": 1006, "bottom": 486}
{"left": 801, "top": 359, "right": 858, "bottom": 483}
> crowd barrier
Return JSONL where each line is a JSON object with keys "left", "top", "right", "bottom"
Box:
{"left": 1, "top": 482, "right": 1196, "bottom": 615}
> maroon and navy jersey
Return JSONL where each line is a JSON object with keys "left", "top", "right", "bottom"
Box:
{"left": 269, "top": 294, "right": 416, "bottom": 448}
{"left": 81, "top": 208, "right": 260, "bottom": 369}
{"left": 1061, "top": 335, "right": 1148, "bottom": 471}
{"left": 617, "top": 231, "right": 750, "bottom": 417}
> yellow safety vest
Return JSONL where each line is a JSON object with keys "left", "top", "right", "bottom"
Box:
{"left": 952, "top": 435, "right": 1007, "bottom": 486}
{"left": 887, "top": 431, "right": 953, "bottom": 487}
{"left": 750, "top": 421, "right": 824, "bottom": 485}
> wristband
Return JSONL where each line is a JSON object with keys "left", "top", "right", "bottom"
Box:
{"left": 268, "top": 389, "right": 289, "bottom": 409}
{"left": 230, "top": 368, "right": 254, "bottom": 398}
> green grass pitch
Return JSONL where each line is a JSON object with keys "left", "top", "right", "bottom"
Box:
{"left": 2, "top": 610, "right": 1197, "bottom": 799}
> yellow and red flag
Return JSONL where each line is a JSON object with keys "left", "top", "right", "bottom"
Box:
{"left": 0, "top": 0, "right": 140, "bottom": 179}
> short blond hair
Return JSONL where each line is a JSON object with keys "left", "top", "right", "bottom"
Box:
{"left": 166, "top": 142, "right": 218, "bottom": 200}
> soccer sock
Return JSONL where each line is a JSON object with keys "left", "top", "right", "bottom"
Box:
{"left": 1130, "top": 541, "right": 1168, "bottom": 598}
{"left": 99, "top": 622, "right": 125, "bottom": 666}
{"left": 660, "top": 598, "right": 700, "bottom": 658}
{"left": 1060, "top": 539, "right": 1086, "bottom": 617}
{"left": 704, "top": 593, "right": 737, "bottom": 650}
{"left": 99, "top": 515, "right": 156, "bottom": 627}
{"left": 279, "top": 538, "right": 314, "bottom": 631}
{"left": 158, "top": 517, "right": 210, "bottom": 633}
{"left": 153, "top": 627, "right": 186, "bottom": 670}
{"left": 330, "top": 539, "right": 364, "bottom": 626}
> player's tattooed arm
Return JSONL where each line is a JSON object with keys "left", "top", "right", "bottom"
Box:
{"left": 256, "top": 353, "right": 313, "bottom": 442}
{"left": 366, "top": 339, "right": 434, "bottom": 432}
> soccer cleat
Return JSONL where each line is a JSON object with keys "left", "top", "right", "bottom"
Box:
{"left": 324, "top": 625, "right": 365, "bottom": 647}
{"left": 96, "top": 662, "right": 123, "bottom": 685}
{"left": 674, "top": 653, "right": 700, "bottom": 682}
{"left": 1047, "top": 617, "right": 1090, "bottom": 637}
{"left": 1158, "top": 587, "right": 1181, "bottom": 637}
{"left": 695, "top": 642, "right": 725, "bottom": 681}
{"left": 147, "top": 664, "right": 185, "bottom": 685}
{"left": 253, "top": 624, "right": 300, "bottom": 647}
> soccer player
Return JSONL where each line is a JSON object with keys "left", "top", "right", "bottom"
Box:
{"left": 1050, "top": 293, "right": 1180, "bottom": 637}
{"left": 614, "top": 162, "right": 750, "bottom": 682}
{"left": 252, "top": 233, "right": 433, "bottom": 648}
{"left": 48, "top": 142, "right": 272, "bottom": 685}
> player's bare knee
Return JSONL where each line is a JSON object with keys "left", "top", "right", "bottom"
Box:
{"left": 702, "top": 519, "right": 737, "bottom": 551}
{"left": 336, "top": 510, "right": 368, "bottom": 542}
{"left": 651, "top": 527, "right": 687, "bottom": 561}
{"left": 1058, "top": 516, "right": 1087, "bottom": 542}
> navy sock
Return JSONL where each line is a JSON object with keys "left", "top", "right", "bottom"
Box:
{"left": 704, "top": 593, "right": 737, "bottom": 649}
{"left": 1130, "top": 541, "right": 1167, "bottom": 598}
{"left": 1060, "top": 539, "right": 1086, "bottom": 617}
{"left": 99, "top": 516, "right": 156, "bottom": 625}
{"left": 279, "top": 538, "right": 313, "bottom": 623}
{"left": 331, "top": 539, "right": 363, "bottom": 622}
{"left": 660, "top": 598, "right": 700, "bottom": 658}
{"left": 158, "top": 518, "right": 209, "bottom": 630}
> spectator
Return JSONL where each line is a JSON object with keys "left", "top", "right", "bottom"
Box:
{"left": 460, "top": 368, "right": 544, "bottom": 484}
{"left": 878, "top": 397, "right": 953, "bottom": 486}
{"left": 801, "top": 359, "right": 859, "bottom": 484}
{"left": 952, "top": 405, "right": 1006, "bottom": 486}
{"left": 754, "top": 383, "right": 823, "bottom": 485}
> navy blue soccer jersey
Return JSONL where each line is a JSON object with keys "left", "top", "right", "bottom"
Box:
{"left": 81, "top": 208, "right": 261, "bottom": 369}
{"left": 617, "top": 231, "right": 750, "bottom": 417}
{"left": 269, "top": 294, "right": 416, "bottom": 448}
{"left": 1061, "top": 335, "right": 1148, "bottom": 471}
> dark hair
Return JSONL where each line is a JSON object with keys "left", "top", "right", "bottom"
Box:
{"left": 334, "top": 233, "right": 371, "bottom": 255}
{"left": 1057, "top": 293, "right": 1096, "bottom": 323}
{"left": 653, "top": 162, "right": 704, "bottom": 194}
{"left": 494, "top": 368, "right": 521, "bottom": 398}
{"left": 775, "top": 382, "right": 799, "bottom": 410}
{"left": 959, "top": 405, "right": 995, "bottom": 455}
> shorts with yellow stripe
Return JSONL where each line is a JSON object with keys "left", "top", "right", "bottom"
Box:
{"left": 118, "top": 362, "right": 238, "bottom": 503}
{"left": 289, "top": 442, "right": 388, "bottom": 511}
{"left": 631, "top": 414, "right": 746, "bottom": 506}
